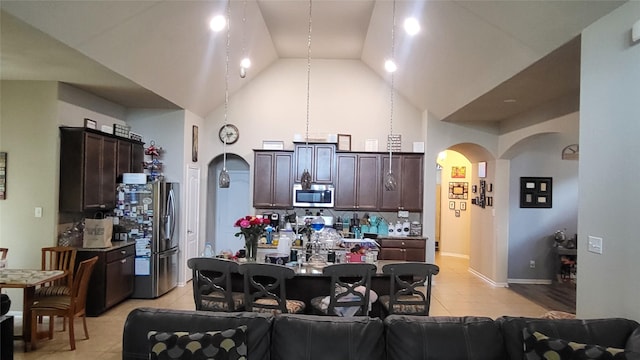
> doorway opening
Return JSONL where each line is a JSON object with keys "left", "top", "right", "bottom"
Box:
{"left": 206, "top": 154, "right": 250, "bottom": 256}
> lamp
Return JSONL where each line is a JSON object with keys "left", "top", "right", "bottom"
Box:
{"left": 219, "top": 0, "right": 232, "bottom": 188}
{"left": 299, "top": 0, "right": 313, "bottom": 190}
{"left": 384, "top": 0, "right": 398, "bottom": 191}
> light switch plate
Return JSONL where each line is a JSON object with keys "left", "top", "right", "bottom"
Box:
{"left": 588, "top": 236, "right": 603, "bottom": 254}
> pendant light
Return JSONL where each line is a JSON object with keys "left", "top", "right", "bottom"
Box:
{"left": 219, "top": 0, "right": 232, "bottom": 188}
{"left": 239, "top": 0, "right": 250, "bottom": 78}
{"left": 299, "top": 0, "right": 313, "bottom": 190}
{"left": 384, "top": 0, "right": 398, "bottom": 191}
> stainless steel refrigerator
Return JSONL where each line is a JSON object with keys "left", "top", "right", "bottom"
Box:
{"left": 114, "top": 179, "right": 179, "bottom": 299}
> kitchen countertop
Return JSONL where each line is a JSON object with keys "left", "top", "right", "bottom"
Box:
{"left": 76, "top": 240, "right": 135, "bottom": 252}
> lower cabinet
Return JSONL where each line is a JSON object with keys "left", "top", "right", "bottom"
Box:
{"left": 378, "top": 237, "right": 426, "bottom": 262}
{"left": 76, "top": 243, "right": 135, "bottom": 316}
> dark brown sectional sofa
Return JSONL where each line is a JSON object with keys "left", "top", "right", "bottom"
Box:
{"left": 122, "top": 307, "right": 640, "bottom": 360}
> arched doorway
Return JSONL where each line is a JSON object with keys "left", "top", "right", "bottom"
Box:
{"left": 206, "top": 154, "right": 251, "bottom": 255}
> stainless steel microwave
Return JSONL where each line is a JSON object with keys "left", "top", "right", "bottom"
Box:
{"left": 292, "top": 184, "right": 335, "bottom": 208}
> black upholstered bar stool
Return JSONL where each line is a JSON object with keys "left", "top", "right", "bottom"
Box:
{"left": 378, "top": 262, "right": 439, "bottom": 316}
{"left": 238, "top": 262, "right": 305, "bottom": 314}
{"left": 310, "top": 263, "right": 376, "bottom": 317}
{"left": 187, "top": 257, "right": 244, "bottom": 312}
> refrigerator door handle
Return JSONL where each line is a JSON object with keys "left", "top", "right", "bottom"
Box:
{"left": 166, "top": 188, "right": 176, "bottom": 240}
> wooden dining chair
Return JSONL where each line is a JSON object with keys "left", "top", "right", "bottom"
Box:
{"left": 238, "top": 262, "right": 305, "bottom": 314}
{"left": 378, "top": 262, "right": 440, "bottom": 316}
{"left": 29, "top": 256, "right": 98, "bottom": 351}
{"left": 36, "top": 246, "right": 77, "bottom": 297}
{"left": 35, "top": 246, "right": 77, "bottom": 330}
{"left": 187, "top": 257, "right": 244, "bottom": 312}
{"left": 310, "top": 263, "right": 376, "bottom": 317}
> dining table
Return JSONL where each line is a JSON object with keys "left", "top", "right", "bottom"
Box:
{"left": 0, "top": 268, "right": 66, "bottom": 350}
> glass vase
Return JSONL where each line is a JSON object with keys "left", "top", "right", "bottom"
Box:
{"left": 245, "top": 234, "right": 259, "bottom": 262}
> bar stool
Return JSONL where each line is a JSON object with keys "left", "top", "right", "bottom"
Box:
{"left": 187, "top": 257, "right": 244, "bottom": 312}
{"left": 238, "top": 262, "right": 305, "bottom": 314}
{"left": 310, "top": 263, "right": 376, "bottom": 317}
{"left": 378, "top": 262, "right": 439, "bottom": 316}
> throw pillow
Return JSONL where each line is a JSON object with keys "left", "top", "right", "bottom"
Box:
{"left": 148, "top": 325, "right": 247, "bottom": 360}
{"left": 522, "top": 328, "right": 627, "bottom": 360}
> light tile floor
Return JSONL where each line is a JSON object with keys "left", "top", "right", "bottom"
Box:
{"left": 11, "top": 254, "right": 548, "bottom": 359}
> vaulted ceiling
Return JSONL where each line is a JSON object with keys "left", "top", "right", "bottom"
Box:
{"left": 0, "top": 1, "right": 626, "bottom": 133}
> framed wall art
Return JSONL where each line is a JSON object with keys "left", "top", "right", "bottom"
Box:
{"left": 0, "top": 152, "right": 6, "bottom": 200}
{"left": 192, "top": 125, "right": 199, "bottom": 162}
{"left": 478, "top": 161, "right": 487, "bottom": 178}
{"left": 520, "top": 177, "right": 552, "bottom": 208}
{"left": 451, "top": 166, "right": 466, "bottom": 178}
{"left": 337, "top": 134, "right": 351, "bottom": 151}
{"left": 448, "top": 182, "right": 468, "bottom": 199}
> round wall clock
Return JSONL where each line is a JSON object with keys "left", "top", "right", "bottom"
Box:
{"left": 561, "top": 144, "right": 579, "bottom": 160}
{"left": 218, "top": 124, "right": 239, "bottom": 145}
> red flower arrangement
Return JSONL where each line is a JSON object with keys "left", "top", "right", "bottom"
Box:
{"left": 233, "top": 216, "right": 270, "bottom": 239}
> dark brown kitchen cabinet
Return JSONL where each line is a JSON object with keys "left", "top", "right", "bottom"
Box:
{"left": 294, "top": 143, "right": 335, "bottom": 184}
{"left": 335, "top": 153, "right": 379, "bottom": 210}
{"left": 253, "top": 150, "right": 294, "bottom": 209}
{"left": 131, "top": 143, "right": 144, "bottom": 173}
{"left": 116, "top": 140, "right": 145, "bottom": 177}
{"left": 117, "top": 139, "right": 132, "bottom": 177}
{"left": 76, "top": 243, "right": 135, "bottom": 316}
{"left": 60, "top": 128, "right": 117, "bottom": 211}
{"left": 378, "top": 237, "right": 426, "bottom": 262}
{"left": 60, "top": 127, "right": 144, "bottom": 211}
{"left": 379, "top": 153, "right": 424, "bottom": 211}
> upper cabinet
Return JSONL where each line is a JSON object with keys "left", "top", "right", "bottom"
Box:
{"left": 59, "top": 127, "right": 144, "bottom": 212}
{"left": 294, "top": 143, "right": 335, "bottom": 184}
{"left": 253, "top": 150, "right": 294, "bottom": 209}
{"left": 117, "top": 140, "right": 144, "bottom": 176}
{"left": 379, "top": 154, "right": 424, "bottom": 211}
{"left": 335, "top": 153, "right": 380, "bottom": 210}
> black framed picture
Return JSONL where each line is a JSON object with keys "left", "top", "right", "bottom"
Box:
{"left": 520, "top": 177, "right": 552, "bottom": 208}
{"left": 192, "top": 125, "right": 198, "bottom": 162}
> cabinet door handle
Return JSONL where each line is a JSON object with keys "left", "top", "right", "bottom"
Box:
{"left": 120, "top": 250, "right": 127, "bottom": 255}
{"left": 121, "top": 259, "right": 127, "bottom": 264}
{"left": 401, "top": 242, "right": 406, "bottom": 246}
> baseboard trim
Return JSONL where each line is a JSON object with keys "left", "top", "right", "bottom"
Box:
{"left": 508, "top": 278, "right": 553, "bottom": 285}
{"left": 468, "top": 267, "right": 508, "bottom": 288}
{"left": 439, "top": 252, "right": 469, "bottom": 259}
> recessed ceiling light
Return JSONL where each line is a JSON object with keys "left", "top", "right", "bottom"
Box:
{"left": 404, "top": 17, "right": 420, "bottom": 36}
{"left": 385, "top": 59, "right": 397, "bottom": 73}
{"left": 209, "top": 15, "right": 226, "bottom": 32}
{"left": 503, "top": 99, "right": 517, "bottom": 103}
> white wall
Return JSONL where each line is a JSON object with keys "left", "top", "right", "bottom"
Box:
{"left": 578, "top": 1, "right": 640, "bottom": 320}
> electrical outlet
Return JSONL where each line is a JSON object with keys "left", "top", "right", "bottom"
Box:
{"left": 34, "top": 207, "right": 43, "bottom": 218}
{"left": 397, "top": 210, "right": 409, "bottom": 218}
{"left": 588, "top": 236, "right": 603, "bottom": 254}
{"left": 529, "top": 260, "right": 536, "bottom": 269}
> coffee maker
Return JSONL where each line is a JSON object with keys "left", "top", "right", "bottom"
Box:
{"left": 262, "top": 213, "right": 280, "bottom": 231}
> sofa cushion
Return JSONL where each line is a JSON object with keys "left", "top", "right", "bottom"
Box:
{"left": 148, "top": 325, "right": 247, "bottom": 360}
{"left": 123, "top": 308, "right": 272, "bottom": 360}
{"left": 497, "top": 316, "right": 640, "bottom": 360}
{"left": 523, "top": 328, "right": 627, "bottom": 360}
{"left": 271, "top": 313, "right": 385, "bottom": 360}
{"left": 384, "top": 315, "right": 506, "bottom": 360}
